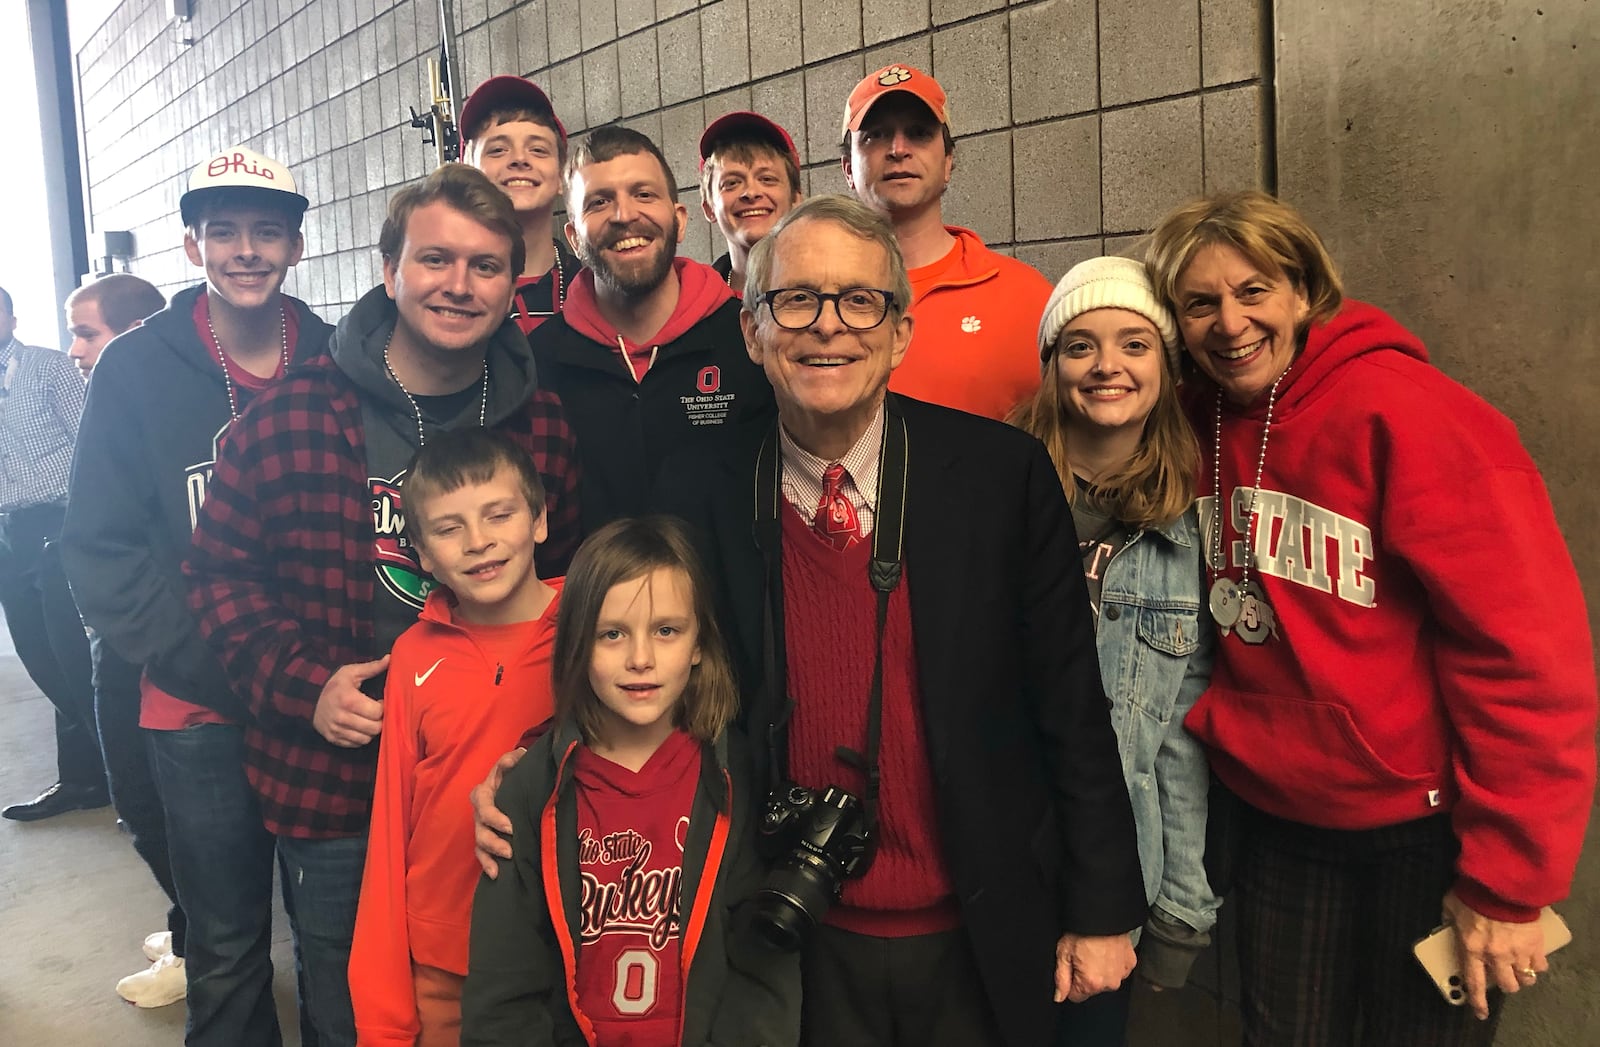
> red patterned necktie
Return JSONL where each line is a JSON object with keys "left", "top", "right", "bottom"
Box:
{"left": 813, "top": 463, "right": 863, "bottom": 551}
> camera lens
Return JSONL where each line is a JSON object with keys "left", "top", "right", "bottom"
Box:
{"left": 750, "top": 890, "right": 811, "bottom": 952}
{"left": 749, "top": 781, "right": 873, "bottom": 951}
{"left": 750, "top": 852, "right": 840, "bottom": 952}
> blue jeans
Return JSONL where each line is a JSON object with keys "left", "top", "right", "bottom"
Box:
{"left": 147, "top": 723, "right": 281, "bottom": 1047}
{"left": 276, "top": 833, "right": 366, "bottom": 1047}
{"left": 93, "top": 633, "right": 185, "bottom": 955}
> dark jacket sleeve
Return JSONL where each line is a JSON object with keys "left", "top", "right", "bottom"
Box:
{"left": 703, "top": 735, "right": 801, "bottom": 1047}
{"left": 461, "top": 752, "right": 587, "bottom": 1047}
{"left": 649, "top": 442, "right": 763, "bottom": 715}
{"left": 1017, "top": 439, "right": 1146, "bottom": 936}
{"left": 61, "top": 343, "right": 223, "bottom": 690}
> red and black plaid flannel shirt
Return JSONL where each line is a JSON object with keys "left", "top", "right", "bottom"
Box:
{"left": 185, "top": 354, "right": 581, "bottom": 838}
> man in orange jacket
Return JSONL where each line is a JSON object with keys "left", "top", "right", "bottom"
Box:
{"left": 841, "top": 64, "right": 1053, "bottom": 421}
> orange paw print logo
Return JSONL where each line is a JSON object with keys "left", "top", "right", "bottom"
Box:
{"left": 878, "top": 66, "right": 914, "bottom": 86}
{"left": 961, "top": 315, "right": 982, "bottom": 333}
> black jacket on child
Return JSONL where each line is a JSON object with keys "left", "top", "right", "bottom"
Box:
{"left": 60, "top": 284, "right": 333, "bottom": 721}
{"left": 462, "top": 720, "right": 799, "bottom": 1046}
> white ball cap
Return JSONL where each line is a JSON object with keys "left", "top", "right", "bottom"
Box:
{"left": 179, "top": 145, "right": 309, "bottom": 226}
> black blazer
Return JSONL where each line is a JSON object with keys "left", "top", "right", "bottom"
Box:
{"left": 656, "top": 394, "right": 1145, "bottom": 1047}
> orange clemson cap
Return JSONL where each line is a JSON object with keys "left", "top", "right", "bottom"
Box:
{"left": 841, "top": 64, "right": 951, "bottom": 137}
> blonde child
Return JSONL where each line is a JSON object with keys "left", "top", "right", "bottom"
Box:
{"left": 461, "top": 516, "right": 798, "bottom": 1046}
{"left": 351, "top": 430, "right": 562, "bottom": 1047}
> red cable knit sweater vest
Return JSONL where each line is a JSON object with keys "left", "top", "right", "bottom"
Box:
{"left": 780, "top": 505, "right": 960, "bottom": 937}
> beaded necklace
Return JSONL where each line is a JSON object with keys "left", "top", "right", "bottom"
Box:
{"left": 382, "top": 337, "right": 489, "bottom": 447}
{"left": 207, "top": 302, "right": 288, "bottom": 420}
{"left": 547, "top": 248, "right": 566, "bottom": 310}
{"left": 512, "top": 249, "right": 565, "bottom": 324}
{"left": 1207, "top": 370, "right": 1288, "bottom": 637}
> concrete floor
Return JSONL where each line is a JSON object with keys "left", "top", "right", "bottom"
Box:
{"left": 0, "top": 634, "right": 302, "bottom": 1046}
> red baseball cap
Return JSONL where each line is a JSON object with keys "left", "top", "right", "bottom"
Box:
{"left": 458, "top": 76, "right": 567, "bottom": 146}
{"left": 842, "top": 64, "right": 951, "bottom": 137}
{"left": 697, "top": 111, "right": 801, "bottom": 172}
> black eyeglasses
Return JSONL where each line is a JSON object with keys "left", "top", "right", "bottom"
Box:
{"left": 757, "top": 287, "right": 898, "bottom": 331}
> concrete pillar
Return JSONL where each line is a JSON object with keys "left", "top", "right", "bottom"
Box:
{"left": 1278, "top": 3, "right": 1599, "bottom": 1043}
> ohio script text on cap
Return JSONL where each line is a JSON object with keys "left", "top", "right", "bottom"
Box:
{"left": 179, "top": 146, "right": 308, "bottom": 226}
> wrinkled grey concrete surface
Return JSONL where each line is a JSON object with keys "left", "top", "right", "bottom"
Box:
{"left": 0, "top": 625, "right": 302, "bottom": 1046}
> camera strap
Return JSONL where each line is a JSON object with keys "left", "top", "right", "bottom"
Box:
{"left": 754, "top": 398, "right": 908, "bottom": 842}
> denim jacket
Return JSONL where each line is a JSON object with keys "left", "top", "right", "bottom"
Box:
{"left": 1095, "top": 504, "right": 1221, "bottom": 988}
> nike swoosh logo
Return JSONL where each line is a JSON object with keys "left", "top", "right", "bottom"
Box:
{"left": 414, "top": 658, "right": 445, "bottom": 686}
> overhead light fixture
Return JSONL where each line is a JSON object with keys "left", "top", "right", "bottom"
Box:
{"left": 165, "top": 0, "right": 195, "bottom": 45}
{"left": 98, "top": 231, "right": 134, "bottom": 276}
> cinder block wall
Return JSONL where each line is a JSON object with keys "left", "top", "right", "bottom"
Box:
{"left": 75, "top": 0, "right": 1268, "bottom": 319}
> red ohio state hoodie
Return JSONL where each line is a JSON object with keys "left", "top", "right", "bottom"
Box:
{"left": 1185, "top": 299, "right": 1597, "bottom": 922}
{"left": 571, "top": 730, "right": 700, "bottom": 1044}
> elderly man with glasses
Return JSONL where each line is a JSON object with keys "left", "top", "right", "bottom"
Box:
{"left": 655, "top": 194, "right": 1147, "bottom": 1047}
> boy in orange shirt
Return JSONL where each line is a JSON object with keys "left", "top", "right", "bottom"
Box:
{"left": 350, "top": 429, "right": 562, "bottom": 1047}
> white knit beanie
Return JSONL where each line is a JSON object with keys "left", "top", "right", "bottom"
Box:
{"left": 1036, "top": 256, "right": 1179, "bottom": 372}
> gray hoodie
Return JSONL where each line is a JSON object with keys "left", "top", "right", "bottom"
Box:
{"left": 330, "top": 283, "right": 546, "bottom": 655}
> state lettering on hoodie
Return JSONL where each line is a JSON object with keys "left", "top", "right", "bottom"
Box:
{"left": 577, "top": 823, "right": 686, "bottom": 949}
{"left": 1199, "top": 488, "right": 1377, "bottom": 608}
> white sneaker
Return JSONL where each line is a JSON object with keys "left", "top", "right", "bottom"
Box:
{"left": 142, "top": 930, "right": 173, "bottom": 962}
{"left": 116, "top": 953, "right": 187, "bottom": 1008}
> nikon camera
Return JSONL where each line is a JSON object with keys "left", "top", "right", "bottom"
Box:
{"left": 749, "top": 782, "right": 873, "bottom": 951}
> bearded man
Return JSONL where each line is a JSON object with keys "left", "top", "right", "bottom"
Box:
{"left": 528, "top": 125, "right": 775, "bottom": 528}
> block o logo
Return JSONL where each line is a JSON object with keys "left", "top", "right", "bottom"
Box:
{"left": 697, "top": 366, "right": 721, "bottom": 394}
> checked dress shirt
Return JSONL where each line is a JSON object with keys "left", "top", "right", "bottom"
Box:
{"left": 0, "top": 336, "right": 85, "bottom": 512}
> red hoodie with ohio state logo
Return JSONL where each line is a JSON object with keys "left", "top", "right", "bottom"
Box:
{"left": 529, "top": 258, "right": 775, "bottom": 531}
{"left": 1184, "top": 299, "right": 1596, "bottom": 923}
{"left": 462, "top": 722, "right": 803, "bottom": 1046}
{"left": 571, "top": 731, "right": 699, "bottom": 1044}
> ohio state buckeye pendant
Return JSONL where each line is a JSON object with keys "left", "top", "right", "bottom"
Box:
{"left": 1209, "top": 576, "right": 1242, "bottom": 628}
{"left": 1231, "top": 578, "right": 1280, "bottom": 644}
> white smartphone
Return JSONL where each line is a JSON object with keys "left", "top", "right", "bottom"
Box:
{"left": 1411, "top": 907, "right": 1573, "bottom": 1005}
